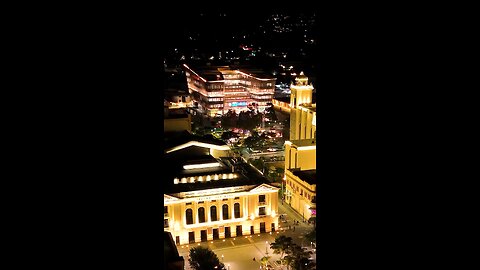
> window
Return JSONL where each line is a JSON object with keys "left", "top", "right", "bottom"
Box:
{"left": 259, "top": 195, "right": 266, "bottom": 204}
{"left": 259, "top": 207, "right": 266, "bottom": 216}
{"left": 222, "top": 204, "right": 229, "bottom": 220}
{"left": 198, "top": 207, "right": 206, "bottom": 223}
{"left": 186, "top": 209, "right": 193, "bottom": 225}
{"left": 234, "top": 203, "right": 240, "bottom": 218}
{"left": 210, "top": 205, "right": 218, "bottom": 221}
{"left": 164, "top": 206, "right": 168, "bottom": 215}
{"left": 164, "top": 219, "right": 169, "bottom": 228}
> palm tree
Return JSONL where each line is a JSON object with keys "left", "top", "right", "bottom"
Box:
{"left": 270, "top": 235, "right": 293, "bottom": 267}
{"left": 284, "top": 244, "right": 314, "bottom": 270}
{"left": 188, "top": 246, "right": 224, "bottom": 270}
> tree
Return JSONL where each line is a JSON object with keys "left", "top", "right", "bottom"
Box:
{"left": 283, "top": 243, "right": 314, "bottom": 270}
{"left": 188, "top": 246, "right": 225, "bottom": 270}
{"left": 220, "top": 109, "right": 237, "bottom": 129}
{"left": 270, "top": 235, "right": 293, "bottom": 263}
{"left": 264, "top": 104, "right": 278, "bottom": 122}
{"left": 305, "top": 227, "right": 316, "bottom": 244}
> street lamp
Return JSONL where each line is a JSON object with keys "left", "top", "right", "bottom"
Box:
{"left": 221, "top": 254, "right": 224, "bottom": 262}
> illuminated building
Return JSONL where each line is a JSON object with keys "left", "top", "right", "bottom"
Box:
{"left": 183, "top": 64, "right": 276, "bottom": 117}
{"left": 163, "top": 133, "right": 279, "bottom": 245}
{"left": 164, "top": 105, "right": 192, "bottom": 133}
{"left": 284, "top": 72, "right": 317, "bottom": 222}
{"left": 289, "top": 72, "right": 316, "bottom": 140}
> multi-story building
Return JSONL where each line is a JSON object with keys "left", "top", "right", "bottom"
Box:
{"left": 163, "top": 132, "right": 279, "bottom": 245}
{"left": 183, "top": 64, "right": 276, "bottom": 117}
{"left": 284, "top": 73, "right": 317, "bottom": 223}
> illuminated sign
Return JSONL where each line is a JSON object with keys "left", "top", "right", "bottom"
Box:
{"left": 229, "top": 101, "right": 247, "bottom": 107}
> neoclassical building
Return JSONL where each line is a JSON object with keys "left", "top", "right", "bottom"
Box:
{"left": 163, "top": 132, "right": 279, "bottom": 245}
{"left": 284, "top": 73, "right": 317, "bottom": 222}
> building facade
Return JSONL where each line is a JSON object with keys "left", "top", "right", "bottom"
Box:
{"left": 164, "top": 183, "right": 279, "bottom": 245}
{"left": 183, "top": 64, "right": 276, "bottom": 117}
{"left": 163, "top": 135, "right": 279, "bottom": 245}
{"left": 283, "top": 73, "right": 317, "bottom": 222}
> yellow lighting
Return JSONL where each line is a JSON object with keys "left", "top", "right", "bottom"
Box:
{"left": 228, "top": 173, "right": 234, "bottom": 179}
{"left": 198, "top": 176, "right": 203, "bottom": 182}
{"left": 206, "top": 175, "right": 211, "bottom": 181}
{"left": 222, "top": 174, "right": 227, "bottom": 179}
{"left": 174, "top": 178, "right": 179, "bottom": 184}
{"left": 181, "top": 178, "right": 187, "bottom": 183}
{"left": 183, "top": 162, "right": 221, "bottom": 170}
{"left": 214, "top": 174, "right": 219, "bottom": 180}
{"left": 190, "top": 177, "right": 195, "bottom": 183}
{"left": 271, "top": 210, "right": 276, "bottom": 217}
{"left": 298, "top": 146, "right": 316, "bottom": 150}
{"left": 250, "top": 214, "right": 255, "bottom": 220}
{"left": 166, "top": 141, "right": 230, "bottom": 153}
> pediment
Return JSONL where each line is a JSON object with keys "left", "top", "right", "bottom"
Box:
{"left": 249, "top": 183, "right": 279, "bottom": 193}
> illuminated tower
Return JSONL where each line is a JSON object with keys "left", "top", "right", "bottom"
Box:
{"left": 283, "top": 72, "right": 317, "bottom": 223}
{"left": 289, "top": 72, "right": 316, "bottom": 141}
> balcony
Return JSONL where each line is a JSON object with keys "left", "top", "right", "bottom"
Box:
{"left": 164, "top": 212, "right": 169, "bottom": 217}
{"left": 259, "top": 201, "right": 266, "bottom": 206}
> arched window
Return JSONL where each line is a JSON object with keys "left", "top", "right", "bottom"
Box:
{"left": 234, "top": 203, "right": 240, "bottom": 219}
{"left": 210, "top": 206, "right": 217, "bottom": 221}
{"left": 198, "top": 207, "right": 205, "bottom": 223}
{"left": 222, "top": 204, "right": 229, "bottom": 220}
{"left": 186, "top": 209, "right": 193, "bottom": 225}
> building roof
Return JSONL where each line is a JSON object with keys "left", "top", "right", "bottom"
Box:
{"left": 184, "top": 64, "right": 274, "bottom": 82}
{"left": 288, "top": 138, "right": 316, "bottom": 147}
{"left": 164, "top": 130, "right": 226, "bottom": 151}
{"left": 291, "top": 169, "right": 316, "bottom": 185}
{"left": 163, "top": 156, "right": 269, "bottom": 194}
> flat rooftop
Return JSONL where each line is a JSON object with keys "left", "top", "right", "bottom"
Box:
{"left": 163, "top": 156, "right": 268, "bottom": 194}
{"left": 288, "top": 138, "right": 316, "bottom": 147}
{"left": 185, "top": 64, "right": 274, "bottom": 82}
{"left": 290, "top": 169, "right": 316, "bottom": 185}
